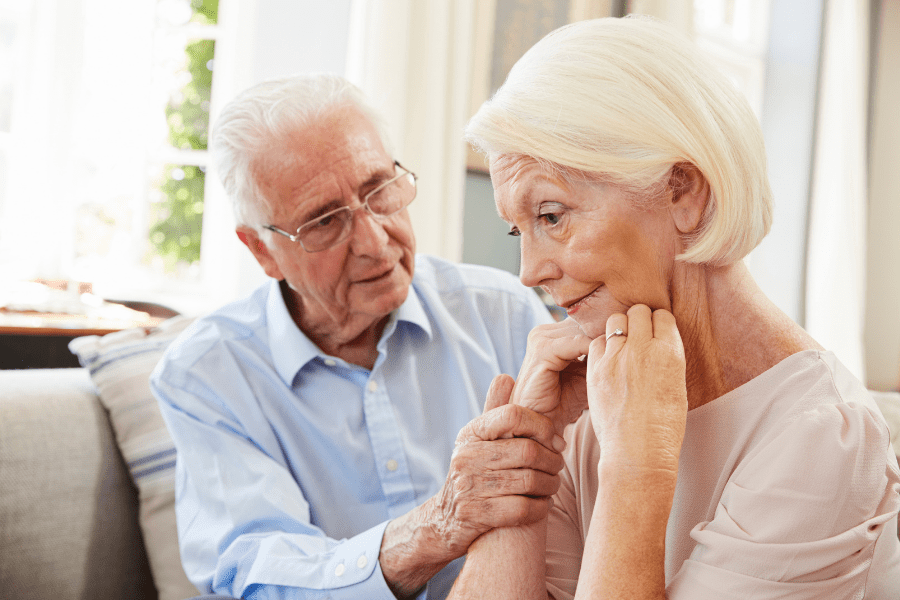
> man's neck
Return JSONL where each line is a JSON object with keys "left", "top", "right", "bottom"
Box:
{"left": 281, "top": 280, "right": 387, "bottom": 370}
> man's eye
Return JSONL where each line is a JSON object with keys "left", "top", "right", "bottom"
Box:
{"left": 540, "top": 213, "right": 561, "bottom": 225}
{"left": 313, "top": 214, "right": 335, "bottom": 228}
{"left": 507, "top": 227, "right": 521, "bottom": 237}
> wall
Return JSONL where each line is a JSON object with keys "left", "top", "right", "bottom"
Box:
{"left": 461, "top": 171, "right": 519, "bottom": 275}
{"left": 201, "top": 0, "right": 354, "bottom": 305}
{"left": 865, "top": 0, "right": 900, "bottom": 391}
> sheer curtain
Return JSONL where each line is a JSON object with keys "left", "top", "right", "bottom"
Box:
{"left": 0, "top": 0, "right": 158, "bottom": 282}
{"left": 805, "top": 0, "right": 870, "bottom": 380}
{"left": 345, "top": 0, "right": 476, "bottom": 261}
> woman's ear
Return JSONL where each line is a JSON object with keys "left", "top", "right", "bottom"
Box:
{"left": 236, "top": 227, "right": 285, "bottom": 280}
{"left": 668, "top": 162, "right": 709, "bottom": 234}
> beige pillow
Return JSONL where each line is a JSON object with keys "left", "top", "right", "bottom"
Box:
{"left": 70, "top": 316, "right": 200, "bottom": 600}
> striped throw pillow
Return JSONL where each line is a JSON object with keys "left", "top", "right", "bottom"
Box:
{"left": 70, "top": 316, "right": 199, "bottom": 600}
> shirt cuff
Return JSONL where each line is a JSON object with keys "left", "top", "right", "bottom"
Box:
{"left": 324, "top": 521, "right": 397, "bottom": 600}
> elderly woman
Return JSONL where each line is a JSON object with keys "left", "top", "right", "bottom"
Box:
{"left": 449, "top": 16, "right": 900, "bottom": 600}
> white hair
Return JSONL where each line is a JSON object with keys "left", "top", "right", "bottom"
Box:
{"left": 210, "top": 73, "right": 393, "bottom": 226}
{"left": 466, "top": 16, "right": 773, "bottom": 265}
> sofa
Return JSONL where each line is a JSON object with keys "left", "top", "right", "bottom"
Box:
{"left": 0, "top": 317, "right": 200, "bottom": 600}
{"left": 1, "top": 315, "right": 899, "bottom": 600}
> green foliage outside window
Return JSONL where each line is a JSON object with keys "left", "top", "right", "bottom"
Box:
{"left": 150, "top": 164, "right": 206, "bottom": 267}
{"left": 149, "top": 0, "right": 218, "bottom": 268}
{"left": 189, "top": 0, "right": 218, "bottom": 25}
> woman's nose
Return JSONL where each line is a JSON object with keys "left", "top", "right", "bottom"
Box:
{"left": 518, "top": 237, "right": 556, "bottom": 288}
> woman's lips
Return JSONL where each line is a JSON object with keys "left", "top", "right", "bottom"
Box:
{"left": 562, "top": 287, "right": 601, "bottom": 314}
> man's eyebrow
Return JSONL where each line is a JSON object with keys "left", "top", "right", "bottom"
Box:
{"left": 360, "top": 165, "right": 394, "bottom": 191}
{"left": 299, "top": 199, "right": 345, "bottom": 225}
{"left": 295, "top": 164, "right": 394, "bottom": 225}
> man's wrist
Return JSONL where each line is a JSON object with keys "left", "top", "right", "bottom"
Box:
{"left": 379, "top": 498, "right": 460, "bottom": 600}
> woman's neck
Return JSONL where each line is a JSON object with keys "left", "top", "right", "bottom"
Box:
{"left": 670, "top": 260, "right": 822, "bottom": 410}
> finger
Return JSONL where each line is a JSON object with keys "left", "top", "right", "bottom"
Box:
{"left": 626, "top": 303, "right": 653, "bottom": 341}
{"left": 524, "top": 322, "right": 593, "bottom": 364}
{"left": 483, "top": 374, "right": 515, "bottom": 414}
{"left": 454, "top": 437, "right": 565, "bottom": 475}
{"left": 604, "top": 312, "right": 628, "bottom": 350}
{"left": 652, "top": 309, "right": 683, "bottom": 350}
{"left": 461, "top": 495, "right": 554, "bottom": 530}
{"left": 471, "top": 467, "right": 562, "bottom": 498}
{"left": 463, "top": 404, "right": 565, "bottom": 452}
{"left": 587, "top": 336, "right": 606, "bottom": 369}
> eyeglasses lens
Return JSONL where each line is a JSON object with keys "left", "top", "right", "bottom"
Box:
{"left": 299, "top": 169, "right": 415, "bottom": 252}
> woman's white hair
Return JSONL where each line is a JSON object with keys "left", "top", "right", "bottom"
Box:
{"left": 211, "top": 73, "right": 392, "bottom": 226}
{"left": 465, "top": 16, "right": 772, "bottom": 265}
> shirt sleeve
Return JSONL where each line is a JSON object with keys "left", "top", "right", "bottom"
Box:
{"left": 667, "top": 401, "right": 900, "bottom": 600}
{"left": 151, "top": 365, "right": 399, "bottom": 600}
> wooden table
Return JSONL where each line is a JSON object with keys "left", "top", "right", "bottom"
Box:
{"left": 0, "top": 310, "right": 164, "bottom": 369}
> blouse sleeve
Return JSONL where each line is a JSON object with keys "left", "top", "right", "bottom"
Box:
{"left": 668, "top": 400, "right": 900, "bottom": 599}
{"left": 545, "top": 413, "right": 596, "bottom": 600}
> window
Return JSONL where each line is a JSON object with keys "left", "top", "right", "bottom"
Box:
{"left": 693, "top": 0, "right": 772, "bottom": 118}
{"left": 0, "top": 0, "right": 220, "bottom": 313}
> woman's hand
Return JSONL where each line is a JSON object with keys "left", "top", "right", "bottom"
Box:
{"left": 586, "top": 304, "right": 688, "bottom": 475}
{"left": 511, "top": 318, "right": 593, "bottom": 434}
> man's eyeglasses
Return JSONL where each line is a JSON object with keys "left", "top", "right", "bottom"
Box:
{"left": 263, "top": 161, "right": 417, "bottom": 253}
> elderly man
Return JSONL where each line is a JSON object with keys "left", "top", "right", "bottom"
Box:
{"left": 150, "top": 73, "right": 560, "bottom": 600}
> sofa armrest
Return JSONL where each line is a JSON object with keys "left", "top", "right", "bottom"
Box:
{"left": 0, "top": 368, "right": 157, "bottom": 600}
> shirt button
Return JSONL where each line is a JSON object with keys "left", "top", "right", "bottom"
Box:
{"left": 357, "top": 555, "right": 368, "bottom": 569}
{"left": 324, "top": 359, "right": 336, "bottom": 367}
{"left": 367, "top": 381, "right": 378, "bottom": 392}
{"left": 386, "top": 459, "right": 398, "bottom": 471}
{"left": 335, "top": 563, "right": 345, "bottom": 577}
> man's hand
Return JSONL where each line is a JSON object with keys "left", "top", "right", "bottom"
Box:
{"left": 379, "top": 375, "right": 565, "bottom": 599}
{"left": 430, "top": 374, "right": 566, "bottom": 555}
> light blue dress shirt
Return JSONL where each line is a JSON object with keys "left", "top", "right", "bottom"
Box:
{"left": 151, "top": 255, "right": 553, "bottom": 599}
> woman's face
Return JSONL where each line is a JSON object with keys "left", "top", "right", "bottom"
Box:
{"left": 491, "top": 154, "right": 681, "bottom": 339}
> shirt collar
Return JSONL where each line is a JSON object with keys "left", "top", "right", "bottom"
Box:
{"left": 266, "top": 277, "right": 433, "bottom": 385}
{"left": 266, "top": 280, "right": 320, "bottom": 385}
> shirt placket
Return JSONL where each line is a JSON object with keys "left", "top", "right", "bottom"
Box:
{"left": 361, "top": 372, "right": 419, "bottom": 518}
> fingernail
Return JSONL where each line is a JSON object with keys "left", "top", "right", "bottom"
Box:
{"left": 552, "top": 434, "right": 566, "bottom": 452}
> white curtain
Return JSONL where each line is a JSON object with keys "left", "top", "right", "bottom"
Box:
{"left": 0, "top": 0, "right": 93, "bottom": 280}
{"left": 345, "top": 0, "right": 476, "bottom": 261}
{"left": 805, "top": 0, "right": 870, "bottom": 380}
{"left": 628, "top": 0, "right": 694, "bottom": 34}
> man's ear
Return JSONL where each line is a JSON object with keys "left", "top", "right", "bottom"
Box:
{"left": 236, "top": 227, "right": 284, "bottom": 280}
{"left": 668, "top": 162, "right": 709, "bottom": 234}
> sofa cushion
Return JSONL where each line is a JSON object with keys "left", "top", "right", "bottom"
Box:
{"left": 0, "top": 368, "right": 156, "bottom": 600}
{"left": 70, "top": 316, "right": 199, "bottom": 600}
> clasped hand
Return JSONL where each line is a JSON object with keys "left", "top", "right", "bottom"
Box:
{"left": 429, "top": 305, "right": 688, "bottom": 558}
{"left": 430, "top": 375, "right": 566, "bottom": 556}
{"left": 513, "top": 305, "right": 689, "bottom": 472}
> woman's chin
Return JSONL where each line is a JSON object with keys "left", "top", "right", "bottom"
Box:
{"left": 567, "top": 313, "right": 607, "bottom": 340}
{"left": 566, "top": 294, "right": 625, "bottom": 339}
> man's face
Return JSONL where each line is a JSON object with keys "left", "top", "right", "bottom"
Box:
{"left": 239, "top": 105, "right": 416, "bottom": 353}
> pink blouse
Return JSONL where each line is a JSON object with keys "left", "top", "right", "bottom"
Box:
{"left": 546, "top": 350, "right": 900, "bottom": 599}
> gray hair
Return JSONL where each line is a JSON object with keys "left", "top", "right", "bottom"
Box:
{"left": 210, "top": 73, "right": 393, "bottom": 226}
{"left": 466, "top": 16, "right": 773, "bottom": 265}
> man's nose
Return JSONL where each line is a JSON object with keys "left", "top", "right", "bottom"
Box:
{"left": 348, "top": 208, "right": 389, "bottom": 255}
